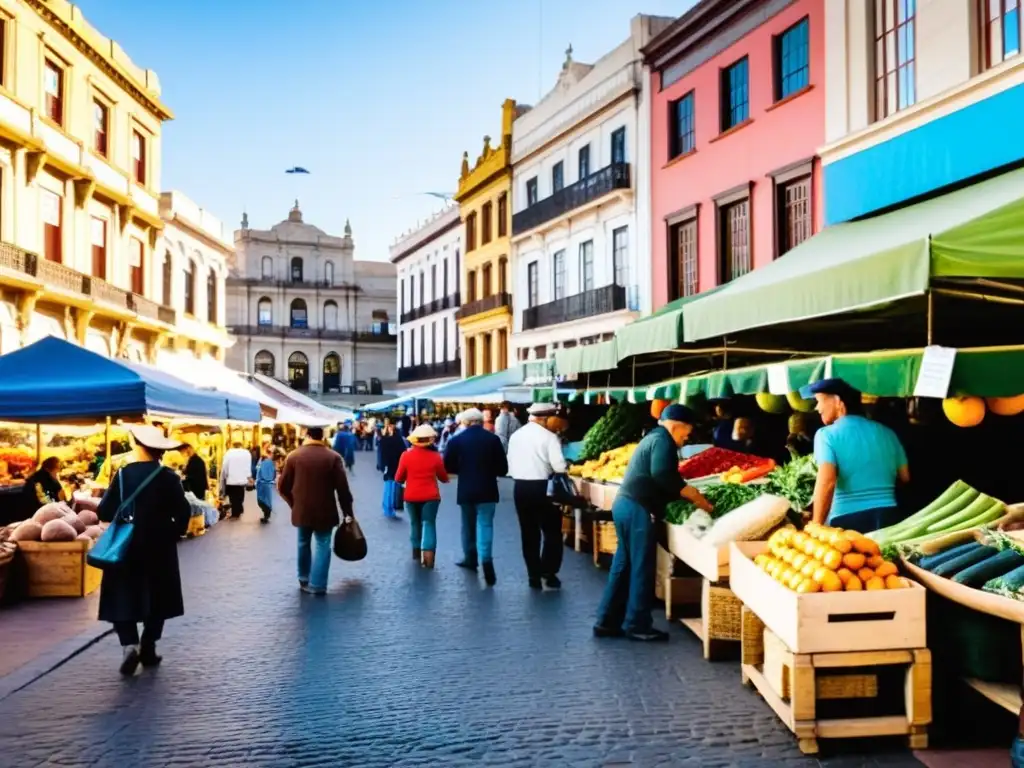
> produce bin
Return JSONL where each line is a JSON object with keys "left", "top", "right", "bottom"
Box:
{"left": 666, "top": 522, "right": 729, "bottom": 582}
{"left": 16, "top": 539, "right": 101, "bottom": 598}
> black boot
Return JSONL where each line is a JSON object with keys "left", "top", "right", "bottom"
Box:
{"left": 528, "top": 576, "right": 543, "bottom": 590}
{"left": 412, "top": 548, "right": 421, "bottom": 561}
{"left": 482, "top": 561, "right": 496, "bottom": 586}
{"left": 140, "top": 643, "right": 163, "bottom": 668}
{"left": 119, "top": 646, "right": 140, "bottom": 676}
{"left": 456, "top": 559, "right": 478, "bottom": 571}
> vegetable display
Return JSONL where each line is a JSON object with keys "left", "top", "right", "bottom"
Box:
{"left": 909, "top": 529, "right": 1024, "bottom": 600}
{"left": 758, "top": 523, "right": 904, "bottom": 593}
{"left": 701, "top": 494, "right": 790, "bottom": 547}
{"left": 678, "top": 447, "right": 771, "bottom": 480}
{"left": 762, "top": 454, "right": 817, "bottom": 511}
{"left": 664, "top": 483, "right": 762, "bottom": 525}
{"left": 567, "top": 442, "right": 637, "bottom": 483}
{"left": 579, "top": 404, "right": 646, "bottom": 461}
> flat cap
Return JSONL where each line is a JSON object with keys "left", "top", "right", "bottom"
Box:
{"left": 658, "top": 403, "right": 697, "bottom": 424}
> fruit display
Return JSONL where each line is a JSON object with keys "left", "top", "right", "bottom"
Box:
{"left": 678, "top": 447, "right": 772, "bottom": 480}
{"left": 568, "top": 442, "right": 637, "bottom": 482}
{"left": 757, "top": 523, "right": 904, "bottom": 593}
{"left": 5, "top": 504, "right": 106, "bottom": 543}
{"left": 579, "top": 403, "right": 646, "bottom": 461}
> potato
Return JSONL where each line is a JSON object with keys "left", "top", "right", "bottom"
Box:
{"left": 85, "top": 525, "right": 103, "bottom": 540}
{"left": 10, "top": 520, "right": 43, "bottom": 542}
{"left": 33, "top": 503, "right": 67, "bottom": 525}
{"left": 40, "top": 518, "right": 77, "bottom": 542}
{"left": 63, "top": 513, "right": 86, "bottom": 535}
{"left": 76, "top": 532, "right": 92, "bottom": 542}
{"left": 77, "top": 509, "right": 99, "bottom": 527}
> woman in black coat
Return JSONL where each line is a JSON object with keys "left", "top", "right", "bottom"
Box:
{"left": 97, "top": 425, "right": 191, "bottom": 676}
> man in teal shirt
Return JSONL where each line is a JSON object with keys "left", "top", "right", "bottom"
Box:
{"left": 594, "top": 404, "right": 713, "bottom": 642}
{"left": 802, "top": 378, "right": 910, "bottom": 532}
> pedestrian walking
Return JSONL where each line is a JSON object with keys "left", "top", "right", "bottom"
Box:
{"left": 443, "top": 408, "right": 507, "bottom": 585}
{"left": 507, "top": 402, "right": 567, "bottom": 590}
{"left": 332, "top": 421, "right": 357, "bottom": 474}
{"left": 180, "top": 439, "right": 208, "bottom": 500}
{"left": 97, "top": 425, "right": 191, "bottom": 676}
{"left": 255, "top": 445, "right": 277, "bottom": 524}
{"left": 494, "top": 401, "right": 521, "bottom": 452}
{"left": 278, "top": 426, "right": 354, "bottom": 596}
{"left": 220, "top": 439, "right": 253, "bottom": 518}
{"left": 594, "top": 404, "right": 713, "bottom": 642}
{"left": 378, "top": 421, "right": 408, "bottom": 518}
{"left": 395, "top": 424, "right": 449, "bottom": 568}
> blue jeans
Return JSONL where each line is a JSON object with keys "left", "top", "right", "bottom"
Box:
{"left": 381, "top": 480, "right": 399, "bottom": 517}
{"left": 830, "top": 506, "right": 901, "bottom": 532}
{"left": 406, "top": 500, "right": 439, "bottom": 551}
{"left": 459, "top": 502, "right": 496, "bottom": 564}
{"left": 296, "top": 526, "right": 332, "bottom": 591}
{"left": 596, "top": 496, "right": 656, "bottom": 633}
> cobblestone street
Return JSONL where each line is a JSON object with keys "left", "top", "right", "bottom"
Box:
{"left": 0, "top": 453, "right": 927, "bottom": 767}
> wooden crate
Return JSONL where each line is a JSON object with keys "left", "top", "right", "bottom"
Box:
{"left": 666, "top": 522, "right": 729, "bottom": 582}
{"left": 741, "top": 607, "right": 931, "bottom": 755}
{"left": 729, "top": 541, "right": 926, "bottom": 653}
{"left": 593, "top": 520, "right": 618, "bottom": 565}
{"left": 679, "top": 577, "right": 744, "bottom": 660}
{"left": 582, "top": 481, "right": 619, "bottom": 512}
{"left": 17, "top": 540, "right": 102, "bottom": 598}
{"left": 655, "top": 544, "right": 702, "bottom": 618}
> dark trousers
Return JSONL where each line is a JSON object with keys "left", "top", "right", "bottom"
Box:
{"left": 830, "top": 506, "right": 901, "bottom": 533}
{"left": 596, "top": 496, "right": 656, "bottom": 633}
{"left": 226, "top": 485, "right": 246, "bottom": 517}
{"left": 114, "top": 619, "right": 164, "bottom": 647}
{"left": 513, "top": 479, "right": 563, "bottom": 578}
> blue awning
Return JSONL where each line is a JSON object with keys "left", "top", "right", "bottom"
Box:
{"left": 0, "top": 336, "right": 261, "bottom": 423}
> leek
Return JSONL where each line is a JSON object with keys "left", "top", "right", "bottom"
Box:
{"left": 923, "top": 495, "right": 1000, "bottom": 533}
{"left": 871, "top": 487, "right": 979, "bottom": 543}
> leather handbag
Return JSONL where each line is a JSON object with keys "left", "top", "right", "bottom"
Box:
{"left": 333, "top": 514, "right": 367, "bottom": 561}
{"left": 547, "top": 472, "right": 587, "bottom": 509}
{"left": 86, "top": 465, "right": 163, "bottom": 570}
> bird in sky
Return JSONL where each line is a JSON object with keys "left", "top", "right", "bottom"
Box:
{"left": 285, "top": 167, "right": 310, "bottom": 174}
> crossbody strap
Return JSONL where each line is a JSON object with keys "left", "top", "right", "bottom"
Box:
{"left": 115, "top": 465, "right": 163, "bottom": 521}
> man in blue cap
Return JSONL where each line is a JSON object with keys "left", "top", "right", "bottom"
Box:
{"left": 800, "top": 378, "right": 909, "bottom": 531}
{"left": 594, "top": 403, "right": 713, "bottom": 642}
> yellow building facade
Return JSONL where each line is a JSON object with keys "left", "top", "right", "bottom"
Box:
{"left": 454, "top": 99, "right": 520, "bottom": 377}
{"left": 0, "top": 0, "right": 230, "bottom": 362}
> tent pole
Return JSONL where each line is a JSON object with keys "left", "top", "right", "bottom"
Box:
{"left": 722, "top": 338, "right": 728, "bottom": 370}
{"left": 105, "top": 417, "right": 111, "bottom": 462}
{"left": 35, "top": 423, "right": 41, "bottom": 464}
{"left": 926, "top": 289, "right": 934, "bottom": 346}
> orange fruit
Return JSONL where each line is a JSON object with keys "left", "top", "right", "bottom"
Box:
{"left": 851, "top": 536, "right": 881, "bottom": 556}
{"left": 885, "top": 574, "right": 904, "bottom": 589}
{"left": 865, "top": 576, "right": 886, "bottom": 591}
{"left": 842, "top": 552, "right": 866, "bottom": 571}
{"left": 822, "top": 550, "right": 843, "bottom": 570}
{"left": 820, "top": 570, "right": 843, "bottom": 592}
{"left": 835, "top": 567, "right": 854, "bottom": 584}
{"left": 875, "top": 562, "right": 898, "bottom": 578}
{"left": 866, "top": 555, "right": 885, "bottom": 569}
{"left": 857, "top": 567, "right": 875, "bottom": 582}
{"left": 797, "top": 579, "right": 821, "bottom": 594}
{"left": 845, "top": 575, "right": 863, "bottom": 591}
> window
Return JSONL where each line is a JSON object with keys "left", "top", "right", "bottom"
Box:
{"left": 90, "top": 217, "right": 107, "bottom": 279}
{"left": 261, "top": 256, "right": 273, "bottom": 279}
{"left": 419, "top": 328, "right": 425, "bottom": 364}
{"left": 612, "top": 227, "right": 628, "bottom": 287}
{"left": 442, "top": 259, "right": 449, "bottom": 296}
{"left": 552, "top": 250, "right": 566, "bottom": 300}
{"left": 131, "top": 130, "right": 146, "bottom": 185}
{"left": 399, "top": 278, "right": 405, "bottom": 312}
{"left": 254, "top": 351, "right": 275, "bottom": 377}
{"left": 552, "top": 161, "right": 564, "bottom": 192}
{"left": 162, "top": 252, "right": 172, "bottom": 306}
{"left": 206, "top": 268, "right": 217, "bottom": 321}
{"left": 455, "top": 249, "right": 460, "bottom": 292}
{"left": 466, "top": 212, "right": 477, "bottom": 251}
{"left": 467, "top": 337, "right": 476, "bottom": 376}
{"left": 0, "top": 19, "right": 6, "bottom": 88}
{"left": 325, "top": 261, "right": 334, "bottom": 285}
{"left": 482, "top": 263, "right": 493, "bottom": 297}
{"left": 44, "top": 60, "right": 63, "bottom": 125}
{"left": 323, "top": 300, "right": 338, "bottom": 330}
{"left": 290, "top": 298, "right": 308, "bottom": 328}
{"left": 482, "top": 201, "right": 493, "bottom": 244}
{"left": 777, "top": 176, "right": 812, "bottom": 255}
{"left": 498, "top": 329, "right": 507, "bottom": 371}
{"left": 498, "top": 256, "right": 507, "bottom": 294}
{"left": 290, "top": 257, "right": 303, "bottom": 282}
{"left": 468, "top": 269, "right": 477, "bottom": 302}
{"left": 184, "top": 261, "right": 196, "bottom": 315}
{"left": 131, "top": 238, "right": 144, "bottom": 295}
{"left": 669, "top": 92, "right": 696, "bottom": 159}
{"left": 431, "top": 321, "right": 437, "bottom": 363}
{"left": 527, "top": 261, "right": 539, "bottom": 307}
{"left": 980, "top": 0, "right": 1021, "bottom": 68}
{"left": 482, "top": 333, "right": 493, "bottom": 374}
{"left": 258, "top": 297, "right": 272, "bottom": 326}
{"left": 443, "top": 317, "right": 449, "bottom": 360}
{"left": 41, "top": 189, "right": 62, "bottom": 263}
{"left": 497, "top": 192, "right": 508, "bottom": 237}
{"left": 720, "top": 58, "right": 750, "bottom": 131}
{"left": 874, "top": 0, "right": 916, "bottom": 119}
{"left": 526, "top": 177, "right": 538, "bottom": 206}
{"left": 372, "top": 309, "right": 389, "bottom": 333}
{"left": 409, "top": 274, "right": 415, "bottom": 308}
{"left": 670, "top": 219, "right": 699, "bottom": 300}
{"left": 774, "top": 18, "right": 810, "bottom": 100}
{"left": 431, "top": 264, "right": 437, "bottom": 301}
{"left": 719, "top": 199, "right": 751, "bottom": 282}
{"left": 579, "top": 240, "right": 594, "bottom": 292}
{"left": 611, "top": 127, "right": 626, "bottom": 164}
{"left": 288, "top": 351, "right": 309, "bottom": 391}
{"left": 578, "top": 144, "right": 591, "bottom": 179}
{"left": 419, "top": 270, "right": 425, "bottom": 305}
{"left": 93, "top": 100, "right": 109, "bottom": 156}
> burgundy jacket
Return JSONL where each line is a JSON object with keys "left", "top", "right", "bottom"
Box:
{"left": 278, "top": 441, "right": 353, "bottom": 532}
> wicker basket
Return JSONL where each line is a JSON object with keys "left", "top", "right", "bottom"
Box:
{"left": 0, "top": 542, "right": 16, "bottom": 603}
{"left": 703, "top": 580, "right": 743, "bottom": 642}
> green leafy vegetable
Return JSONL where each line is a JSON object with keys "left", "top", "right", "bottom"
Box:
{"left": 763, "top": 454, "right": 817, "bottom": 511}
{"left": 664, "top": 483, "right": 761, "bottom": 525}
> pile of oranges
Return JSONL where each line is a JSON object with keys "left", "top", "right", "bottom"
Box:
{"left": 754, "top": 522, "right": 904, "bottom": 593}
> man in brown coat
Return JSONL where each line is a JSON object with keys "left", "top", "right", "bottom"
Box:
{"left": 278, "top": 426, "right": 354, "bottom": 595}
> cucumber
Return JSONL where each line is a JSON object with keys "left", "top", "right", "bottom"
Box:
{"left": 952, "top": 549, "right": 1024, "bottom": 586}
{"left": 918, "top": 542, "right": 985, "bottom": 571}
{"left": 985, "top": 563, "right": 1024, "bottom": 594}
{"left": 932, "top": 544, "right": 1000, "bottom": 577}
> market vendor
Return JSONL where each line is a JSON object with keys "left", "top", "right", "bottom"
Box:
{"left": 594, "top": 404, "right": 713, "bottom": 643}
{"left": 20, "top": 456, "right": 66, "bottom": 518}
{"left": 180, "top": 440, "right": 208, "bottom": 500}
{"left": 802, "top": 378, "right": 910, "bottom": 531}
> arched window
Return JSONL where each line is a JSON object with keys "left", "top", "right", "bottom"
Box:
{"left": 207, "top": 268, "right": 217, "bottom": 322}
{"left": 290, "top": 298, "right": 308, "bottom": 328}
{"left": 288, "top": 351, "right": 309, "bottom": 391}
{"left": 254, "top": 350, "right": 275, "bottom": 377}
{"left": 257, "top": 297, "right": 272, "bottom": 326}
{"left": 184, "top": 260, "right": 196, "bottom": 315}
{"left": 323, "top": 300, "right": 338, "bottom": 331}
{"left": 322, "top": 352, "right": 341, "bottom": 393}
{"left": 324, "top": 261, "right": 334, "bottom": 285}
{"left": 290, "top": 257, "right": 303, "bottom": 282}
{"left": 261, "top": 256, "right": 273, "bottom": 279}
{"left": 161, "top": 251, "right": 172, "bottom": 306}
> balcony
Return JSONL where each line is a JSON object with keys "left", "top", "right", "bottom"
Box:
{"left": 522, "top": 284, "right": 628, "bottom": 331}
{"left": 226, "top": 276, "right": 347, "bottom": 289}
{"left": 232, "top": 325, "right": 397, "bottom": 343}
{"left": 400, "top": 292, "right": 460, "bottom": 324}
{"left": 397, "top": 358, "right": 462, "bottom": 383}
{"left": 455, "top": 292, "right": 512, "bottom": 322}
{"left": 512, "top": 162, "right": 631, "bottom": 236}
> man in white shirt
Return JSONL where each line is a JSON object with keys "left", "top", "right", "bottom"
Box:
{"left": 220, "top": 439, "right": 254, "bottom": 519}
{"left": 494, "top": 402, "right": 521, "bottom": 452}
{"left": 506, "top": 402, "right": 567, "bottom": 590}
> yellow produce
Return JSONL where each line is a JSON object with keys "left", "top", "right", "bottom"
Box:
{"left": 845, "top": 575, "right": 863, "bottom": 591}
{"left": 801, "top": 560, "right": 820, "bottom": 577}
{"left": 842, "top": 552, "right": 866, "bottom": 571}
{"left": 820, "top": 571, "right": 843, "bottom": 592}
{"left": 875, "top": 562, "right": 899, "bottom": 578}
{"left": 568, "top": 442, "right": 638, "bottom": 482}
{"left": 866, "top": 576, "right": 886, "bottom": 591}
{"left": 835, "top": 567, "right": 854, "bottom": 584}
{"left": 756, "top": 393, "right": 789, "bottom": 415}
{"left": 797, "top": 579, "right": 820, "bottom": 594}
{"left": 802, "top": 540, "right": 818, "bottom": 556}
{"left": 857, "top": 567, "right": 876, "bottom": 582}
{"left": 791, "top": 553, "right": 808, "bottom": 570}
{"left": 942, "top": 396, "right": 986, "bottom": 428}
{"left": 885, "top": 575, "right": 905, "bottom": 589}
{"left": 986, "top": 395, "right": 1024, "bottom": 417}
{"left": 829, "top": 534, "right": 853, "bottom": 554}
{"left": 866, "top": 555, "right": 885, "bottom": 569}
{"left": 788, "top": 572, "right": 805, "bottom": 590}
{"left": 822, "top": 550, "right": 843, "bottom": 570}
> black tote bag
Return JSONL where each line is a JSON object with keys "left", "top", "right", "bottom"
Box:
{"left": 333, "top": 514, "right": 367, "bottom": 561}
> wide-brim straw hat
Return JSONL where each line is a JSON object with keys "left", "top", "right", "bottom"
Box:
{"left": 409, "top": 424, "right": 437, "bottom": 443}
{"left": 129, "top": 425, "right": 185, "bottom": 452}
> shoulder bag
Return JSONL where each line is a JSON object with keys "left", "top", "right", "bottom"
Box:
{"left": 546, "top": 472, "right": 587, "bottom": 509}
{"left": 86, "top": 465, "right": 163, "bottom": 570}
{"left": 333, "top": 514, "right": 367, "bottom": 561}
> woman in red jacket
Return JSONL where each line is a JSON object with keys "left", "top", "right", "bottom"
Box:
{"left": 395, "top": 424, "right": 449, "bottom": 568}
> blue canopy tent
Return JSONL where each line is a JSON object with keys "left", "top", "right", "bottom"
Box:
{"left": 0, "top": 337, "right": 261, "bottom": 423}
{"left": 122, "top": 360, "right": 262, "bottom": 422}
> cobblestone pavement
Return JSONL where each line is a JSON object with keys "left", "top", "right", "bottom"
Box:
{"left": 0, "top": 452, "right": 925, "bottom": 767}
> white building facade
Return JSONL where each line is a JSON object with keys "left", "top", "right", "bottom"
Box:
{"left": 225, "top": 202, "right": 397, "bottom": 395}
{"left": 509, "top": 15, "right": 670, "bottom": 364}
{"left": 390, "top": 205, "right": 462, "bottom": 388}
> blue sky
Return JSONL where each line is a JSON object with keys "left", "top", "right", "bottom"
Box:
{"left": 79, "top": 0, "right": 691, "bottom": 262}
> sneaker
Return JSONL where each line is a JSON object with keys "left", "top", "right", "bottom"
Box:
{"left": 298, "top": 580, "right": 308, "bottom": 590}
{"left": 593, "top": 624, "right": 626, "bottom": 639}
{"left": 626, "top": 628, "right": 670, "bottom": 642}
{"left": 528, "top": 576, "right": 543, "bottom": 590}
{"left": 300, "top": 584, "right": 326, "bottom": 596}
{"left": 544, "top": 574, "right": 562, "bottom": 590}
{"left": 259, "top": 518, "right": 270, "bottom": 525}
{"left": 119, "top": 646, "right": 140, "bottom": 677}
{"left": 482, "top": 561, "right": 496, "bottom": 586}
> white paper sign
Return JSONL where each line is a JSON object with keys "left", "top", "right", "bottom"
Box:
{"left": 767, "top": 364, "right": 790, "bottom": 395}
{"left": 913, "top": 345, "right": 957, "bottom": 399}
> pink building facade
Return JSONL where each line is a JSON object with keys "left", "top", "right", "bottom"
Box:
{"left": 644, "top": 0, "right": 826, "bottom": 309}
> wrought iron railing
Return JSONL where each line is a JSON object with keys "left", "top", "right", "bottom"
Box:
{"left": 512, "top": 163, "right": 631, "bottom": 235}
{"left": 232, "top": 325, "right": 397, "bottom": 343}
{"left": 455, "top": 292, "right": 512, "bottom": 321}
{"left": 397, "top": 359, "right": 462, "bottom": 383}
{"left": 400, "top": 292, "right": 460, "bottom": 324}
{"left": 522, "top": 284, "right": 627, "bottom": 331}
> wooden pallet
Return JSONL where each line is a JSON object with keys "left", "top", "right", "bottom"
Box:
{"left": 740, "top": 606, "right": 931, "bottom": 755}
